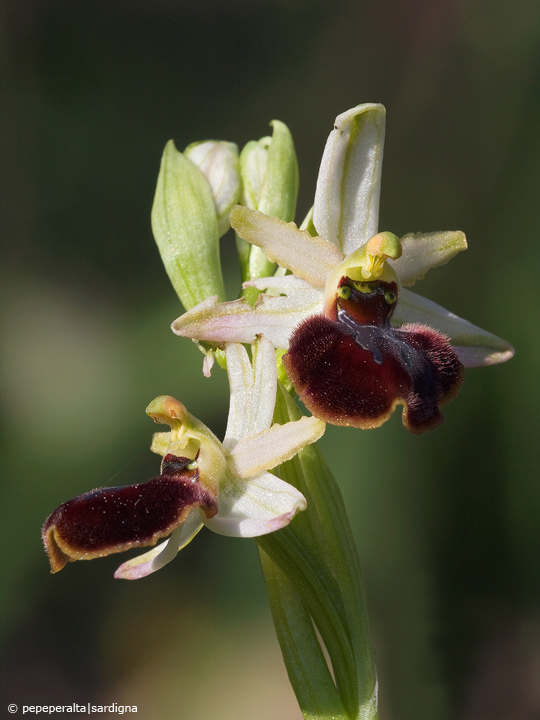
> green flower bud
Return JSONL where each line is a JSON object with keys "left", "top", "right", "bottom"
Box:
{"left": 151, "top": 140, "right": 226, "bottom": 310}
{"left": 184, "top": 141, "right": 241, "bottom": 238}
{"left": 240, "top": 119, "right": 298, "bottom": 221}
{"left": 239, "top": 120, "right": 299, "bottom": 292}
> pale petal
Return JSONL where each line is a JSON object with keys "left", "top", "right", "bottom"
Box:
{"left": 394, "top": 289, "right": 515, "bottom": 367}
{"left": 223, "top": 337, "right": 276, "bottom": 449}
{"left": 204, "top": 471, "right": 307, "bottom": 537}
{"left": 172, "top": 291, "right": 324, "bottom": 349}
{"left": 229, "top": 206, "right": 343, "bottom": 287}
{"left": 113, "top": 511, "right": 204, "bottom": 580}
{"left": 313, "top": 104, "right": 386, "bottom": 256}
{"left": 245, "top": 274, "right": 326, "bottom": 304}
{"left": 390, "top": 231, "right": 468, "bottom": 286}
{"left": 229, "top": 416, "right": 326, "bottom": 479}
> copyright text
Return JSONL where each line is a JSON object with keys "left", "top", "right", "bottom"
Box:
{"left": 8, "top": 704, "right": 137, "bottom": 715}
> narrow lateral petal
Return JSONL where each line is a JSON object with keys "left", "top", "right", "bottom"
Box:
{"left": 230, "top": 206, "right": 343, "bottom": 287}
{"left": 229, "top": 416, "right": 326, "bottom": 478}
{"left": 42, "top": 455, "right": 217, "bottom": 573}
{"left": 244, "top": 276, "right": 325, "bottom": 314}
{"left": 394, "top": 289, "right": 515, "bottom": 366}
{"left": 390, "top": 231, "right": 467, "bottom": 286}
{"left": 172, "top": 292, "right": 323, "bottom": 349}
{"left": 223, "top": 337, "right": 276, "bottom": 449}
{"left": 205, "top": 471, "right": 307, "bottom": 537}
{"left": 114, "top": 511, "right": 204, "bottom": 580}
{"left": 244, "top": 274, "right": 322, "bottom": 296}
{"left": 313, "top": 104, "right": 386, "bottom": 256}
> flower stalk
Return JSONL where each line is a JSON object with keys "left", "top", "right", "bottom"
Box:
{"left": 257, "top": 384, "right": 378, "bottom": 720}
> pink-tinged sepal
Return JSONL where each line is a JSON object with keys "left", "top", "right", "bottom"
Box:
{"left": 283, "top": 306, "right": 463, "bottom": 434}
{"left": 42, "top": 454, "right": 217, "bottom": 573}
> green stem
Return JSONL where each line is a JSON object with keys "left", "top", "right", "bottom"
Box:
{"left": 258, "top": 384, "right": 378, "bottom": 720}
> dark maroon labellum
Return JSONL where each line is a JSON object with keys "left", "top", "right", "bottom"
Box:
{"left": 42, "top": 454, "right": 217, "bottom": 573}
{"left": 283, "top": 278, "right": 463, "bottom": 433}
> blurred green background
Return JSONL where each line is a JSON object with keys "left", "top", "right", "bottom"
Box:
{"left": 2, "top": 1, "right": 539, "bottom": 718}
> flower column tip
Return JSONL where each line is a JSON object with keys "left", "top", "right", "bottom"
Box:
{"left": 145, "top": 395, "right": 189, "bottom": 425}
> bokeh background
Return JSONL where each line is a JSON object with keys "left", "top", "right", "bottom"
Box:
{"left": 2, "top": 1, "right": 539, "bottom": 718}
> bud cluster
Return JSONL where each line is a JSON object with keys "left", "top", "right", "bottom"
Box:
{"left": 151, "top": 121, "right": 299, "bottom": 312}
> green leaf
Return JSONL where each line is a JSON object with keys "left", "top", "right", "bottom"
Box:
{"left": 258, "top": 547, "right": 349, "bottom": 720}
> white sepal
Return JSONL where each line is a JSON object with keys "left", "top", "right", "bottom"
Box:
{"left": 172, "top": 291, "right": 324, "bottom": 349}
{"left": 394, "top": 289, "right": 515, "bottom": 367}
{"left": 313, "top": 104, "right": 386, "bottom": 256}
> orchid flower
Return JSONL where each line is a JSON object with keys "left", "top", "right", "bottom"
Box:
{"left": 42, "top": 337, "right": 325, "bottom": 579}
{"left": 172, "top": 104, "right": 514, "bottom": 432}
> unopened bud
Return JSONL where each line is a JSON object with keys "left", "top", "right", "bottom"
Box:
{"left": 239, "top": 120, "right": 299, "bottom": 290}
{"left": 185, "top": 141, "right": 241, "bottom": 237}
{"left": 240, "top": 119, "right": 298, "bottom": 221}
{"left": 151, "top": 141, "right": 226, "bottom": 310}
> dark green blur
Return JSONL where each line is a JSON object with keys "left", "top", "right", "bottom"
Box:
{"left": 2, "top": 1, "right": 539, "bottom": 718}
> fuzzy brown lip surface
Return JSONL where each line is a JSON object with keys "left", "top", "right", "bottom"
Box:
{"left": 42, "top": 454, "right": 217, "bottom": 573}
{"left": 283, "top": 312, "right": 463, "bottom": 434}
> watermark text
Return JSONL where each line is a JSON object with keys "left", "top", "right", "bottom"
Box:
{"left": 7, "top": 704, "right": 137, "bottom": 715}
